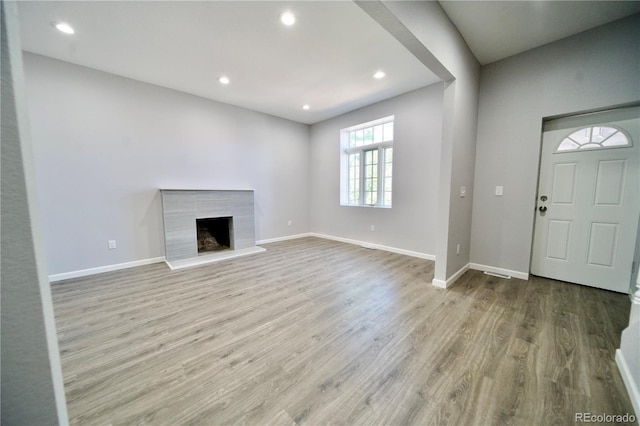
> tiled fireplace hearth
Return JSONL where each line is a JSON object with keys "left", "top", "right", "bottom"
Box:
{"left": 160, "top": 189, "right": 265, "bottom": 270}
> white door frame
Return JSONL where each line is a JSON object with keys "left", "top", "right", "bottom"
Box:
{"left": 530, "top": 106, "right": 640, "bottom": 293}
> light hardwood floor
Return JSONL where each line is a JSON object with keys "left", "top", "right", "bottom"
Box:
{"left": 51, "top": 237, "right": 635, "bottom": 425}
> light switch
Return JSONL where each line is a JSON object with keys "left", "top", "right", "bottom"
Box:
{"left": 495, "top": 186, "right": 504, "bottom": 196}
{"left": 460, "top": 186, "right": 466, "bottom": 198}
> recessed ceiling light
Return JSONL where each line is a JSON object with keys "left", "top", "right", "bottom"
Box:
{"left": 218, "top": 76, "right": 230, "bottom": 85}
{"left": 53, "top": 22, "right": 75, "bottom": 34}
{"left": 373, "top": 71, "right": 386, "bottom": 80}
{"left": 280, "top": 11, "right": 296, "bottom": 26}
{"left": 302, "top": 104, "right": 310, "bottom": 110}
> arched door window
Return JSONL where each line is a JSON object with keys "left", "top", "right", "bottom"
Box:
{"left": 556, "top": 126, "right": 631, "bottom": 152}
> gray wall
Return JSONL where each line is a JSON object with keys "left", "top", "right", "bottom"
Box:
{"left": 23, "top": 53, "right": 310, "bottom": 275}
{"left": 471, "top": 14, "right": 640, "bottom": 275}
{"left": 1, "top": 1, "right": 68, "bottom": 423}
{"left": 381, "top": 1, "right": 481, "bottom": 282}
{"left": 309, "top": 84, "right": 443, "bottom": 255}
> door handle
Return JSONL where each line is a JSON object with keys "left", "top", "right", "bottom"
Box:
{"left": 539, "top": 206, "right": 547, "bottom": 213}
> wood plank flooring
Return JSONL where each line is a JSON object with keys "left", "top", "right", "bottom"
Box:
{"left": 51, "top": 237, "right": 635, "bottom": 425}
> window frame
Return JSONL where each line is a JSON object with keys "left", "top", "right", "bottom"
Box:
{"left": 340, "top": 116, "right": 394, "bottom": 208}
{"left": 555, "top": 125, "right": 632, "bottom": 153}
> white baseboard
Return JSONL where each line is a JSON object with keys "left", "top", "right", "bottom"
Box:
{"left": 432, "top": 278, "right": 446, "bottom": 288}
{"left": 256, "top": 233, "right": 313, "bottom": 244}
{"left": 432, "top": 263, "right": 470, "bottom": 289}
{"left": 308, "top": 233, "right": 435, "bottom": 261}
{"left": 469, "top": 263, "right": 529, "bottom": 281}
{"left": 52, "top": 236, "right": 527, "bottom": 286}
{"left": 50, "top": 233, "right": 310, "bottom": 281}
{"left": 616, "top": 349, "right": 640, "bottom": 422}
{"left": 48, "top": 257, "right": 166, "bottom": 282}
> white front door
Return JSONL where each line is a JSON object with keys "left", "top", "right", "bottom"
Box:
{"left": 531, "top": 107, "right": 639, "bottom": 293}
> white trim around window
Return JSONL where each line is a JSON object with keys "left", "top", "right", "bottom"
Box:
{"left": 340, "top": 116, "right": 394, "bottom": 208}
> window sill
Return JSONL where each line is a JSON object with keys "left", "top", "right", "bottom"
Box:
{"left": 340, "top": 204, "right": 392, "bottom": 209}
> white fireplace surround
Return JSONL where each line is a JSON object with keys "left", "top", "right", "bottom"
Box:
{"left": 160, "top": 189, "right": 265, "bottom": 270}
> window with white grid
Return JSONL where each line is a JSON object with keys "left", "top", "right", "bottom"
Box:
{"left": 340, "top": 116, "right": 394, "bottom": 208}
{"left": 556, "top": 126, "right": 631, "bottom": 152}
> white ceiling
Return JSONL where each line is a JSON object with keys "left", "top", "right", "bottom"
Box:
{"left": 439, "top": 0, "right": 640, "bottom": 65}
{"left": 17, "top": 1, "right": 440, "bottom": 125}
{"left": 17, "top": 1, "right": 640, "bottom": 124}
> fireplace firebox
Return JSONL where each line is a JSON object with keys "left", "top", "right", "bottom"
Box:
{"left": 196, "top": 217, "right": 232, "bottom": 254}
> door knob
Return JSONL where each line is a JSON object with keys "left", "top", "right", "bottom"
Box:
{"left": 539, "top": 206, "right": 547, "bottom": 213}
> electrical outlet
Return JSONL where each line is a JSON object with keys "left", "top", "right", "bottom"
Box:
{"left": 108, "top": 240, "right": 117, "bottom": 249}
{"left": 370, "top": 225, "right": 375, "bottom": 232}
{"left": 456, "top": 244, "right": 460, "bottom": 255}
{"left": 460, "top": 186, "right": 466, "bottom": 198}
{"left": 287, "top": 220, "right": 292, "bottom": 226}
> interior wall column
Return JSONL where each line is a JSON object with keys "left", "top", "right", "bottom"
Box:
{"left": 1, "top": 1, "right": 69, "bottom": 423}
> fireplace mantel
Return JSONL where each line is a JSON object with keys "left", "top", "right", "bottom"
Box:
{"left": 160, "top": 189, "right": 264, "bottom": 270}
